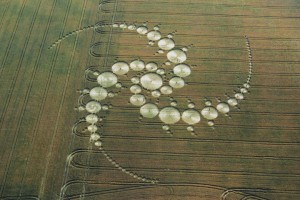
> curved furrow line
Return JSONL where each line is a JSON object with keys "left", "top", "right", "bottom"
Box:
{"left": 91, "top": 40, "right": 300, "bottom": 53}
{"left": 88, "top": 119, "right": 300, "bottom": 132}
{"left": 92, "top": 30, "right": 300, "bottom": 41}
{"left": 96, "top": 134, "right": 300, "bottom": 146}
{"left": 59, "top": 180, "right": 267, "bottom": 200}
{"left": 107, "top": 10, "right": 300, "bottom": 20}
{"left": 71, "top": 148, "right": 300, "bottom": 162}
{"left": 109, "top": 0, "right": 300, "bottom": 10}
{"left": 70, "top": 160, "right": 300, "bottom": 178}
{"left": 221, "top": 188, "right": 269, "bottom": 200}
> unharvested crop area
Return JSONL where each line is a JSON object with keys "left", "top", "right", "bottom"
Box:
{"left": 0, "top": 0, "right": 299, "bottom": 199}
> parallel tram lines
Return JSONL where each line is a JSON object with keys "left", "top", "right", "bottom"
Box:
{"left": 43, "top": 0, "right": 89, "bottom": 198}
{"left": 17, "top": 0, "right": 60, "bottom": 197}
{"left": 37, "top": 0, "right": 86, "bottom": 198}
{"left": 0, "top": 0, "right": 42, "bottom": 196}
{"left": 39, "top": 0, "right": 82, "bottom": 196}
{"left": 59, "top": 0, "right": 121, "bottom": 198}
{"left": 58, "top": 1, "right": 105, "bottom": 197}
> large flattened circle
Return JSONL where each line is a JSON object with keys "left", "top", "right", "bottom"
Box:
{"left": 97, "top": 72, "right": 118, "bottom": 88}
{"left": 182, "top": 109, "right": 201, "bottom": 125}
{"left": 201, "top": 106, "right": 219, "bottom": 120}
{"left": 159, "top": 107, "right": 181, "bottom": 124}
{"left": 140, "top": 73, "right": 163, "bottom": 91}
{"left": 140, "top": 103, "right": 159, "bottom": 118}
{"left": 167, "top": 49, "right": 187, "bottom": 64}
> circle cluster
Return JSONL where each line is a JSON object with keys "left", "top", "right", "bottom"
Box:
{"left": 81, "top": 22, "right": 252, "bottom": 137}
{"left": 74, "top": 21, "right": 253, "bottom": 185}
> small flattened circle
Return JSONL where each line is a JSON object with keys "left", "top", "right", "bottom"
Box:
{"left": 156, "top": 68, "right": 165, "bottom": 75}
{"left": 207, "top": 121, "right": 215, "bottom": 126}
{"left": 205, "top": 100, "right": 212, "bottom": 106}
{"left": 130, "top": 84, "right": 142, "bottom": 94}
{"left": 160, "top": 85, "right": 173, "bottom": 95}
{"left": 240, "top": 87, "right": 248, "bottom": 94}
{"left": 119, "top": 23, "right": 127, "bottom": 29}
{"left": 88, "top": 125, "right": 98, "bottom": 132}
{"left": 169, "top": 77, "right": 185, "bottom": 89}
{"left": 151, "top": 90, "right": 161, "bottom": 98}
{"left": 187, "top": 126, "right": 194, "bottom": 132}
{"left": 85, "top": 114, "right": 99, "bottom": 124}
{"left": 86, "top": 101, "right": 102, "bottom": 113}
{"left": 228, "top": 98, "right": 238, "bottom": 107}
{"left": 188, "top": 102, "right": 195, "bottom": 109}
{"left": 94, "top": 141, "right": 102, "bottom": 147}
{"left": 131, "top": 76, "right": 140, "bottom": 84}
{"left": 243, "top": 83, "right": 250, "bottom": 89}
{"left": 90, "top": 133, "right": 100, "bottom": 141}
{"left": 145, "top": 62, "right": 158, "bottom": 71}
{"left": 128, "top": 24, "right": 136, "bottom": 30}
{"left": 235, "top": 93, "right": 244, "bottom": 100}
{"left": 130, "top": 94, "right": 146, "bottom": 106}
{"left": 162, "top": 125, "right": 170, "bottom": 131}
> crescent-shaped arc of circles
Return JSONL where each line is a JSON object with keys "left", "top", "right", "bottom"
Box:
{"left": 50, "top": 21, "right": 253, "bottom": 184}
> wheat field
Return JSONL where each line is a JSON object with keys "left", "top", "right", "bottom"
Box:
{"left": 0, "top": 0, "right": 299, "bottom": 199}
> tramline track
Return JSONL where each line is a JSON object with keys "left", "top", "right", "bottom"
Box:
{"left": 17, "top": 0, "right": 60, "bottom": 197}
{"left": 59, "top": 0, "right": 121, "bottom": 198}
{"left": 39, "top": 0, "right": 89, "bottom": 198}
{"left": 0, "top": 0, "right": 43, "bottom": 196}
